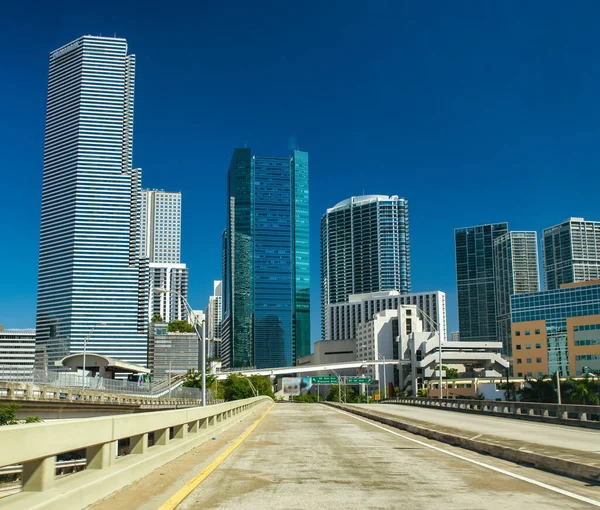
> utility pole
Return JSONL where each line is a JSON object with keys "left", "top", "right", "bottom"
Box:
{"left": 556, "top": 369, "right": 561, "bottom": 405}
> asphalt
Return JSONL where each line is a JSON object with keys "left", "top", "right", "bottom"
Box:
{"left": 90, "top": 403, "right": 600, "bottom": 509}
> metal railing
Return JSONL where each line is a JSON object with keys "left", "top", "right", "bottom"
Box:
{"left": 381, "top": 396, "right": 600, "bottom": 428}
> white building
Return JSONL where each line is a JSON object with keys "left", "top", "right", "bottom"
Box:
{"left": 205, "top": 281, "right": 222, "bottom": 359}
{"left": 0, "top": 327, "right": 36, "bottom": 382}
{"left": 326, "top": 290, "right": 447, "bottom": 344}
{"left": 140, "top": 190, "right": 182, "bottom": 264}
{"left": 148, "top": 263, "right": 189, "bottom": 323}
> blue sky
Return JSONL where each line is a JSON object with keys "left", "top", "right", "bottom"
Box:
{"left": 1, "top": 1, "right": 600, "bottom": 343}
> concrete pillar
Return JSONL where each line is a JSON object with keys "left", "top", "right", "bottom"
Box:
{"left": 174, "top": 424, "right": 187, "bottom": 439}
{"left": 189, "top": 420, "right": 199, "bottom": 433}
{"left": 86, "top": 442, "right": 112, "bottom": 469}
{"left": 560, "top": 411, "right": 568, "bottom": 420}
{"left": 199, "top": 418, "right": 208, "bottom": 429}
{"left": 528, "top": 409, "right": 535, "bottom": 416}
{"left": 155, "top": 428, "right": 170, "bottom": 446}
{"left": 580, "top": 413, "right": 587, "bottom": 421}
{"left": 22, "top": 456, "right": 56, "bottom": 491}
{"left": 131, "top": 433, "right": 148, "bottom": 454}
{"left": 208, "top": 415, "right": 216, "bottom": 427}
{"left": 542, "top": 410, "right": 549, "bottom": 418}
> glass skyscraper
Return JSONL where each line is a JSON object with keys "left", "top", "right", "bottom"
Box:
{"left": 221, "top": 148, "right": 310, "bottom": 369}
{"left": 36, "top": 36, "right": 148, "bottom": 368}
{"left": 543, "top": 218, "right": 600, "bottom": 290}
{"left": 320, "top": 195, "right": 411, "bottom": 338}
{"left": 455, "top": 222, "right": 508, "bottom": 343}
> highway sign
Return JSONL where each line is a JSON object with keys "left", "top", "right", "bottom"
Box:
{"left": 346, "top": 377, "right": 372, "bottom": 384}
{"left": 311, "top": 376, "right": 338, "bottom": 384}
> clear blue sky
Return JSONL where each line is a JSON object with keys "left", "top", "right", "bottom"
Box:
{"left": 1, "top": 1, "right": 600, "bottom": 343}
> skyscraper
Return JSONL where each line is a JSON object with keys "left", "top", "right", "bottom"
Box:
{"left": 543, "top": 218, "right": 600, "bottom": 290}
{"left": 455, "top": 222, "right": 508, "bottom": 343}
{"left": 493, "top": 231, "right": 540, "bottom": 356}
{"left": 139, "top": 189, "right": 188, "bottom": 323}
{"left": 36, "top": 36, "right": 148, "bottom": 367}
{"left": 320, "top": 195, "right": 411, "bottom": 338}
{"left": 205, "top": 280, "right": 223, "bottom": 359}
{"left": 221, "top": 148, "right": 310, "bottom": 369}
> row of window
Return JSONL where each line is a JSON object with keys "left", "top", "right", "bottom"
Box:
{"left": 516, "top": 372, "right": 544, "bottom": 378}
{"left": 515, "top": 343, "right": 542, "bottom": 350}
{"left": 573, "top": 324, "right": 600, "bottom": 332}
{"left": 514, "top": 329, "right": 541, "bottom": 336}
{"left": 576, "top": 354, "right": 600, "bottom": 361}
{"left": 516, "top": 357, "right": 543, "bottom": 364}
{"left": 574, "top": 339, "right": 600, "bottom": 346}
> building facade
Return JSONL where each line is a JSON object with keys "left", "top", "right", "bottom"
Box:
{"left": 326, "top": 290, "right": 446, "bottom": 344}
{"left": 320, "top": 195, "right": 411, "bottom": 338}
{"left": 455, "top": 222, "right": 508, "bottom": 343}
{"left": 493, "top": 231, "right": 540, "bottom": 356}
{"left": 543, "top": 218, "right": 600, "bottom": 290}
{"left": 36, "top": 36, "right": 148, "bottom": 367}
{"left": 148, "top": 263, "right": 189, "bottom": 323}
{"left": 511, "top": 280, "right": 600, "bottom": 377}
{"left": 205, "top": 280, "right": 222, "bottom": 359}
{"left": 140, "top": 190, "right": 182, "bottom": 264}
{"left": 147, "top": 322, "right": 198, "bottom": 380}
{"left": 0, "top": 327, "right": 36, "bottom": 382}
{"left": 221, "top": 148, "right": 310, "bottom": 369}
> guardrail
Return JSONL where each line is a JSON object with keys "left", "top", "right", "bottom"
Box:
{"left": 381, "top": 397, "right": 600, "bottom": 429}
{"left": 0, "top": 396, "right": 270, "bottom": 504}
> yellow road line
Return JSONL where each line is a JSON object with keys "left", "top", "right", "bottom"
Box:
{"left": 158, "top": 403, "right": 274, "bottom": 510}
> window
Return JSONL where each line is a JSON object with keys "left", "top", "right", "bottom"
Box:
{"left": 516, "top": 344, "right": 522, "bottom": 350}
{"left": 535, "top": 343, "right": 541, "bottom": 349}
{"left": 517, "top": 372, "right": 523, "bottom": 377}
{"left": 526, "top": 344, "right": 531, "bottom": 349}
{"left": 527, "top": 372, "right": 533, "bottom": 377}
{"left": 515, "top": 331, "right": 521, "bottom": 336}
{"left": 516, "top": 359, "right": 522, "bottom": 364}
{"left": 538, "top": 372, "right": 543, "bottom": 377}
{"left": 525, "top": 330, "right": 531, "bottom": 335}
{"left": 536, "top": 357, "right": 542, "bottom": 363}
{"left": 535, "top": 329, "right": 541, "bottom": 335}
{"left": 526, "top": 358, "right": 532, "bottom": 363}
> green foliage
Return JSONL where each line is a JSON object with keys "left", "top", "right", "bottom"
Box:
{"left": 519, "top": 376, "right": 557, "bottom": 403}
{"left": 0, "top": 404, "right": 19, "bottom": 425}
{"left": 220, "top": 374, "right": 274, "bottom": 401}
{"left": 182, "top": 369, "right": 217, "bottom": 390}
{"left": 445, "top": 367, "right": 459, "bottom": 379}
{"left": 325, "top": 385, "right": 366, "bottom": 403}
{"left": 563, "top": 375, "right": 600, "bottom": 405}
{"left": 151, "top": 313, "right": 164, "bottom": 323}
{"left": 290, "top": 393, "right": 320, "bottom": 403}
{"left": 168, "top": 320, "right": 195, "bottom": 333}
{"left": 25, "top": 416, "right": 42, "bottom": 423}
{"left": 417, "top": 388, "right": 428, "bottom": 398}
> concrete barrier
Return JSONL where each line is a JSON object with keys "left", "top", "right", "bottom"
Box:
{"left": 326, "top": 402, "right": 600, "bottom": 483}
{"left": 0, "top": 396, "right": 272, "bottom": 509}
{"left": 381, "top": 397, "right": 600, "bottom": 430}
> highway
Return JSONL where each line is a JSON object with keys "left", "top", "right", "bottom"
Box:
{"left": 93, "top": 403, "right": 600, "bottom": 509}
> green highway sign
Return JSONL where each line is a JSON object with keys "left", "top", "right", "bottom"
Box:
{"left": 346, "top": 377, "right": 373, "bottom": 384}
{"left": 311, "top": 376, "right": 338, "bottom": 384}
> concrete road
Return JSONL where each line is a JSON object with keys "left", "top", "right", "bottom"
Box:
{"left": 354, "top": 403, "right": 600, "bottom": 453}
{"left": 173, "top": 404, "right": 599, "bottom": 509}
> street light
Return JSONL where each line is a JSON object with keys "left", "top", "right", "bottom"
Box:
{"left": 413, "top": 307, "right": 442, "bottom": 399}
{"left": 82, "top": 322, "right": 106, "bottom": 391}
{"left": 154, "top": 288, "right": 206, "bottom": 407}
{"left": 375, "top": 351, "right": 387, "bottom": 400}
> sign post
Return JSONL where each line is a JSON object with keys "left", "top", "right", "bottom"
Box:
{"left": 311, "top": 376, "right": 339, "bottom": 385}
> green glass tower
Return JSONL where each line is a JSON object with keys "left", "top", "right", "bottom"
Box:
{"left": 222, "top": 148, "right": 310, "bottom": 369}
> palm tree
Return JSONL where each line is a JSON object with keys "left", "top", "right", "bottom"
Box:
{"left": 563, "top": 375, "right": 599, "bottom": 405}
{"left": 519, "top": 375, "right": 557, "bottom": 403}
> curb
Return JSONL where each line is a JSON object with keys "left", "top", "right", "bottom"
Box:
{"left": 325, "top": 403, "right": 600, "bottom": 483}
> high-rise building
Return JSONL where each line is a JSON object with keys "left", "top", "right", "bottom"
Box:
{"left": 543, "top": 218, "right": 600, "bottom": 290}
{"left": 205, "top": 281, "right": 222, "bottom": 359}
{"left": 320, "top": 195, "right": 411, "bottom": 338}
{"left": 139, "top": 189, "right": 187, "bottom": 323}
{"left": 36, "top": 36, "right": 148, "bottom": 367}
{"left": 222, "top": 148, "right": 310, "bottom": 369}
{"left": 455, "top": 223, "right": 508, "bottom": 343}
{"left": 147, "top": 322, "right": 198, "bottom": 380}
{"left": 493, "top": 231, "right": 540, "bottom": 356}
{"left": 0, "top": 327, "right": 36, "bottom": 382}
{"left": 140, "top": 190, "right": 182, "bottom": 264}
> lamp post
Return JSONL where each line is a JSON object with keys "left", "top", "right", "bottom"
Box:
{"left": 412, "top": 307, "right": 442, "bottom": 399}
{"left": 375, "top": 352, "right": 387, "bottom": 400}
{"left": 82, "top": 322, "right": 106, "bottom": 391}
{"left": 154, "top": 288, "right": 206, "bottom": 407}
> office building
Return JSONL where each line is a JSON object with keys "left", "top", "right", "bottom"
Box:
{"left": 222, "top": 148, "right": 310, "bottom": 369}
{"left": 543, "top": 218, "right": 600, "bottom": 290}
{"left": 326, "top": 290, "right": 446, "bottom": 344}
{"left": 493, "top": 231, "right": 540, "bottom": 356}
{"left": 511, "top": 280, "right": 600, "bottom": 377}
{"left": 450, "top": 331, "right": 460, "bottom": 342}
{"left": 205, "top": 281, "right": 222, "bottom": 359}
{"left": 148, "top": 263, "right": 189, "bottom": 323}
{"left": 147, "top": 322, "right": 198, "bottom": 380}
{"left": 321, "top": 195, "right": 411, "bottom": 338}
{"left": 140, "top": 190, "right": 182, "bottom": 264}
{"left": 36, "top": 36, "right": 148, "bottom": 367}
{"left": 0, "top": 327, "right": 36, "bottom": 382}
{"left": 455, "top": 222, "right": 508, "bottom": 342}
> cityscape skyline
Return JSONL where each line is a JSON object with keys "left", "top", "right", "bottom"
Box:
{"left": 3, "top": 4, "right": 600, "bottom": 346}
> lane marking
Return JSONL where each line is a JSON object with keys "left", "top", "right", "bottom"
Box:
{"left": 158, "top": 403, "right": 274, "bottom": 510}
{"left": 327, "top": 406, "right": 600, "bottom": 508}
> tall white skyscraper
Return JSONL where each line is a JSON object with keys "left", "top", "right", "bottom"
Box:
{"left": 140, "top": 189, "right": 187, "bottom": 323}
{"left": 36, "top": 36, "right": 148, "bottom": 367}
{"left": 140, "top": 190, "right": 182, "bottom": 263}
{"left": 206, "top": 280, "right": 222, "bottom": 359}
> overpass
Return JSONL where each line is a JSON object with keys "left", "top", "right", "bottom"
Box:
{"left": 1, "top": 397, "right": 599, "bottom": 509}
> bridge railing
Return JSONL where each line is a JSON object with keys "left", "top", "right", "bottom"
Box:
{"left": 381, "top": 396, "right": 600, "bottom": 428}
{"left": 0, "top": 396, "right": 271, "bottom": 495}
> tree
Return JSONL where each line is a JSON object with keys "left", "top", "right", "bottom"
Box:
{"left": 151, "top": 313, "right": 164, "bottom": 323}
{"left": 0, "top": 404, "right": 19, "bottom": 425}
{"left": 168, "top": 320, "right": 195, "bottom": 333}
{"left": 519, "top": 376, "right": 557, "bottom": 403}
{"left": 563, "top": 375, "right": 599, "bottom": 405}
{"left": 182, "top": 368, "right": 216, "bottom": 390}
{"left": 325, "top": 385, "right": 361, "bottom": 403}
{"left": 219, "top": 374, "right": 274, "bottom": 401}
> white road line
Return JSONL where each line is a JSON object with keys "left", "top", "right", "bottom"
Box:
{"left": 327, "top": 406, "right": 600, "bottom": 508}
